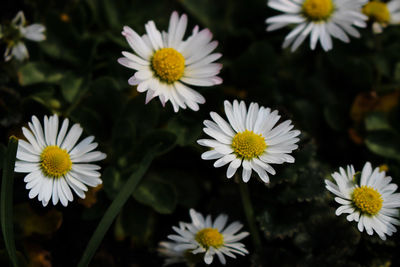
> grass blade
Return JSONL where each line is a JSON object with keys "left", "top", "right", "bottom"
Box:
{"left": 1, "top": 137, "right": 19, "bottom": 267}
{"left": 77, "top": 148, "right": 158, "bottom": 267}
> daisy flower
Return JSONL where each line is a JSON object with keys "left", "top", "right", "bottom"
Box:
{"left": 4, "top": 11, "right": 46, "bottom": 61}
{"left": 15, "top": 115, "right": 106, "bottom": 207}
{"left": 167, "top": 209, "right": 249, "bottom": 265}
{"left": 197, "top": 100, "right": 300, "bottom": 183}
{"left": 325, "top": 162, "right": 400, "bottom": 240}
{"left": 265, "top": 0, "right": 368, "bottom": 51}
{"left": 362, "top": 0, "right": 400, "bottom": 33}
{"left": 118, "top": 11, "right": 222, "bottom": 112}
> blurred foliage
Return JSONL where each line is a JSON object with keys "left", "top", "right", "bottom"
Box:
{"left": 1, "top": 0, "right": 400, "bottom": 266}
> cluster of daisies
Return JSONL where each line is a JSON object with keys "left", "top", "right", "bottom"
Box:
{"left": 6, "top": 2, "right": 400, "bottom": 266}
{"left": 266, "top": 0, "right": 400, "bottom": 51}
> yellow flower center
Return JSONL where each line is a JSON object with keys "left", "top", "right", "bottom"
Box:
{"left": 195, "top": 228, "right": 224, "bottom": 249}
{"left": 40, "top": 146, "right": 72, "bottom": 178}
{"left": 352, "top": 186, "right": 383, "bottom": 216}
{"left": 232, "top": 130, "right": 267, "bottom": 159}
{"left": 151, "top": 48, "right": 185, "bottom": 83}
{"left": 363, "top": 1, "right": 391, "bottom": 24}
{"left": 302, "top": 0, "right": 334, "bottom": 21}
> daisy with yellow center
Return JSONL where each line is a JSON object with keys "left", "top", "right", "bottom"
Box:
{"left": 15, "top": 115, "right": 106, "bottom": 207}
{"left": 266, "top": 0, "right": 368, "bottom": 51}
{"left": 325, "top": 162, "right": 400, "bottom": 240}
{"left": 362, "top": 0, "right": 400, "bottom": 33}
{"left": 118, "top": 11, "right": 222, "bottom": 112}
{"left": 165, "top": 209, "right": 249, "bottom": 265}
{"left": 198, "top": 100, "right": 300, "bottom": 183}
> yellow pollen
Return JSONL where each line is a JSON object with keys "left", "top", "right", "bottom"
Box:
{"left": 352, "top": 186, "right": 383, "bottom": 216}
{"left": 151, "top": 48, "right": 185, "bottom": 83}
{"left": 40, "top": 146, "right": 72, "bottom": 178}
{"left": 379, "top": 164, "right": 389, "bottom": 172}
{"left": 363, "top": 1, "right": 391, "bottom": 24}
{"left": 195, "top": 228, "right": 224, "bottom": 249}
{"left": 302, "top": 0, "right": 334, "bottom": 21}
{"left": 232, "top": 130, "right": 267, "bottom": 160}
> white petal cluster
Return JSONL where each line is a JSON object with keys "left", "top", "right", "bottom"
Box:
{"left": 164, "top": 209, "right": 249, "bottom": 265}
{"left": 198, "top": 100, "right": 300, "bottom": 183}
{"left": 4, "top": 11, "right": 46, "bottom": 61}
{"left": 266, "top": 0, "right": 368, "bottom": 51}
{"left": 118, "top": 11, "right": 222, "bottom": 112}
{"left": 325, "top": 162, "right": 400, "bottom": 240}
{"left": 15, "top": 115, "right": 106, "bottom": 206}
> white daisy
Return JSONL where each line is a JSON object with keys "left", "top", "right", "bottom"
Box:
{"left": 15, "top": 115, "right": 106, "bottom": 207}
{"left": 118, "top": 11, "right": 222, "bottom": 112}
{"left": 4, "top": 11, "right": 46, "bottom": 61}
{"left": 157, "top": 241, "right": 195, "bottom": 266}
{"left": 325, "top": 162, "right": 400, "bottom": 240}
{"left": 197, "top": 100, "right": 300, "bottom": 183}
{"left": 362, "top": 0, "right": 400, "bottom": 33}
{"left": 167, "top": 209, "right": 249, "bottom": 265}
{"left": 266, "top": 0, "right": 368, "bottom": 51}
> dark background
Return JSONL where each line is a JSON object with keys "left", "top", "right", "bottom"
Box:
{"left": 1, "top": 0, "right": 400, "bottom": 266}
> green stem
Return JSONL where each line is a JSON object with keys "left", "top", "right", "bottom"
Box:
{"left": 238, "top": 176, "right": 262, "bottom": 251}
{"left": 1, "top": 137, "right": 19, "bottom": 267}
{"left": 77, "top": 147, "right": 159, "bottom": 267}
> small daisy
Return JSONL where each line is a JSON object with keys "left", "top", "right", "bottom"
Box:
{"left": 4, "top": 11, "right": 46, "bottom": 61}
{"left": 157, "top": 241, "right": 195, "bottom": 266}
{"left": 363, "top": 0, "right": 400, "bottom": 33}
{"left": 118, "top": 11, "right": 222, "bottom": 112}
{"left": 15, "top": 115, "right": 106, "bottom": 207}
{"left": 266, "top": 0, "right": 368, "bottom": 51}
{"left": 325, "top": 162, "right": 400, "bottom": 240}
{"left": 167, "top": 209, "right": 249, "bottom": 265}
{"left": 197, "top": 100, "right": 300, "bottom": 183}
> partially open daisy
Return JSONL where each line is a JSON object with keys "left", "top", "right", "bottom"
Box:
{"left": 15, "top": 115, "right": 106, "bottom": 207}
{"left": 118, "top": 11, "right": 222, "bottom": 112}
{"left": 167, "top": 209, "right": 249, "bottom": 265}
{"left": 3, "top": 11, "right": 46, "bottom": 61}
{"left": 325, "top": 162, "right": 400, "bottom": 240}
{"left": 266, "top": 0, "right": 368, "bottom": 51}
{"left": 158, "top": 241, "right": 196, "bottom": 266}
{"left": 363, "top": 0, "right": 400, "bottom": 33}
{"left": 198, "top": 100, "right": 300, "bottom": 183}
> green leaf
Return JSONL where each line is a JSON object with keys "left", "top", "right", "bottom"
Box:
{"left": 364, "top": 112, "right": 391, "bottom": 131}
{"left": 114, "top": 201, "right": 155, "bottom": 243}
{"left": 167, "top": 116, "right": 202, "bottom": 146}
{"left": 18, "top": 62, "right": 63, "bottom": 86}
{"left": 365, "top": 130, "right": 400, "bottom": 161}
{"left": 0, "top": 137, "right": 19, "bottom": 267}
{"left": 134, "top": 176, "right": 177, "bottom": 214}
{"left": 60, "top": 73, "right": 84, "bottom": 103}
{"left": 77, "top": 146, "right": 159, "bottom": 267}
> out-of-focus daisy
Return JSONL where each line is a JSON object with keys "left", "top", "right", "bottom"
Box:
{"left": 167, "top": 209, "right": 249, "bottom": 265}
{"left": 363, "top": 0, "right": 400, "bottom": 33}
{"left": 325, "top": 162, "right": 400, "bottom": 240}
{"left": 15, "top": 115, "right": 106, "bottom": 207}
{"left": 198, "top": 100, "right": 300, "bottom": 183}
{"left": 266, "top": 0, "right": 368, "bottom": 51}
{"left": 157, "top": 241, "right": 196, "bottom": 266}
{"left": 3, "top": 11, "right": 46, "bottom": 61}
{"left": 118, "top": 11, "right": 222, "bottom": 112}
